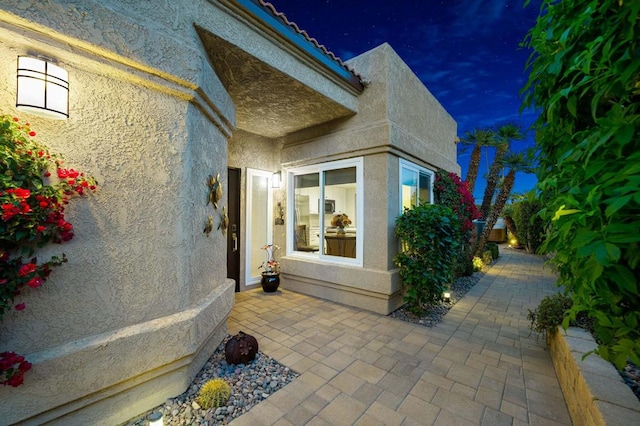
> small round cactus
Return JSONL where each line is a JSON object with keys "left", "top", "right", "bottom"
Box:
{"left": 197, "top": 378, "right": 231, "bottom": 409}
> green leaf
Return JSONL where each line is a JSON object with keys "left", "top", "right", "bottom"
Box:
{"left": 605, "top": 194, "right": 632, "bottom": 218}
{"left": 583, "top": 256, "right": 604, "bottom": 282}
{"left": 615, "top": 124, "right": 635, "bottom": 145}
{"left": 567, "top": 96, "right": 577, "bottom": 118}
{"left": 610, "top": 265, "right": 637, "bottom": 294}
{"left": 570, "top": 230, "right": 598, "bottom": 249}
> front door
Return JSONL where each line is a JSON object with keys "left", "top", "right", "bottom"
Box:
{"left": 227, "top": 168, "right": 241, "bottom": 291}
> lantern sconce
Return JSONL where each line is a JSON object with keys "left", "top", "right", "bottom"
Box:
{"left": 271, "top": 171, "right": 282, "bottom": 188}
{"left": 16, "top": 55, "right": 69, "bottom": 120}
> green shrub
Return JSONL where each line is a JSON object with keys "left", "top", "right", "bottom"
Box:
{"left": 512, "top": 191, "right": 545, "bottom": 254}
{"left": 453, "top": 252, "right": 474, "bottom": 277}
{"left": 394, "top": 204, "right": 461, "bottom": 315}
{"left": 527, "top": 293, "right": 573, "bottom": 339}
{"left": 472, "top": 256, "right": 484, "bottom": 271}
{"left": 522, "top": 0, "right": 640, "bottom": 368}
{"left": 485, "top": 242, "right": 499, "bottom": 261}
{"left": 482, "top": 250, "right": 493, "bottom": 265}
{"left": 434, "top": 170, "right": 480, "bottom": 278}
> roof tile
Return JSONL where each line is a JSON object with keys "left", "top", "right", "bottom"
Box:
{"left": 257, "top": 0, "right": 364, "bottom": 86}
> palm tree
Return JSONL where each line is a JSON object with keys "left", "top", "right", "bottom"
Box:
{"left": 459, "top": 128, "right": 495, "bottom": 195}
{"left": 478, "top": 124, "right": 525, "bottom": 219}
{"left": 475, "top": 151, "right": 532, "bottom": 256}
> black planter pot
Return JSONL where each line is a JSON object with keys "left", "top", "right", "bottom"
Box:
{"left": 261, "top": 273, "right": 280, "bottom": 292}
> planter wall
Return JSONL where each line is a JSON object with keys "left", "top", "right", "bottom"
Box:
{"left": 548, "top": 326, "right": 640, "bottom": 425}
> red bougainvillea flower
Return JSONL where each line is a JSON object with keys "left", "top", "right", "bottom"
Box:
{"left": 6, "top": 188, "right": 31, "bottom": 199}
{"left": 18, "top": 360, "right": 32, "bottom": 372}
{"left": 1, "top": 116, "right": 98, "bottom": 387}
{"left": 59, "top": 230, "right": 74, "bottom": 241}
{"left": 26, "top": 277, "right": 43, "bottom": 289}
{"left": 18, "top": 263, "right": 37, "bottom": 277}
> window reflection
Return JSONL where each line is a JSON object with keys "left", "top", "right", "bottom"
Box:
{"left": 293, "top": 173, "right": 320, "bottom": 252}
{"left": 291, "top": 163, "right": 360, "bottom": 260}
{"left": 324, "top": 167, "right": 356, "bottom": 258}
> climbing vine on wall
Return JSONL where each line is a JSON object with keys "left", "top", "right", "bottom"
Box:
{"left": 0, "top": 115, "right": 97, "bottom": 386}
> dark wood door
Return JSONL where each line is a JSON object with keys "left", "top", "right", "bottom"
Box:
{"left": 227, "top": 168, "right": 241, "bottom": 291}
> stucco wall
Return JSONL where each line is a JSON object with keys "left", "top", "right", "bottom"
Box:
{"left": 279, "top": 44, "right": 458, "bottom": 314}
{"left": 0, "top": 2, "right": 237, "bottom": 424}
{"left": 347, "top": 43, "right": 459, "bottom": 174}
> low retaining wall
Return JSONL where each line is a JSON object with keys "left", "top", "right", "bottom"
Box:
{"left": 548, "top": 326, "right": 640, "bottom": 425}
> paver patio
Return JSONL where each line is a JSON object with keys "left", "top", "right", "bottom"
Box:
{"left": 228, "top": 248, "right": 571, "bottom": 425}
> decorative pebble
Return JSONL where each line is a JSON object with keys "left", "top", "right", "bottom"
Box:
{"left": 121, "top": 336, "right": 299, "bottom": 426}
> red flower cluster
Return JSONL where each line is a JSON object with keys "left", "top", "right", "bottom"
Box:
{"left": 435, "top": 171, "right": 481, "bottom": 236}
{"left": 57, "top": 167, "right": 96, "bottom": 195}
{"left": 0, "top": 351, "right": 32, "bottom": 387}
{"left": 1, "top": 189, "right": 33, "bottom": 220}
{"left": 1, "top": 116, "right": 97, "bottom": 387}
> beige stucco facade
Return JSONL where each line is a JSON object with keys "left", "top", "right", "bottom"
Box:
{"left": 0, "top": 0, "right": 457, "bottom": 423}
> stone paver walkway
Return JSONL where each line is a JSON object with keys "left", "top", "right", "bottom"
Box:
{"left": 228, "top": 248, "right": 571, "bottom": 425}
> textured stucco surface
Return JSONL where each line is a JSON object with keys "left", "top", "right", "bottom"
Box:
{"left": 0, "top": 1, "right": 244, "bottom": 423}
{"left": 280, "top": 44, "right": 457, "bottom": 314}
{"left": 199, "top": 30, "right": 355, "bottom": 138}
{"left": 0, "top": 0, "right": 459, "bottom": 421}
{"left": 228, "top": 129, "right": 285, "bottom": 289}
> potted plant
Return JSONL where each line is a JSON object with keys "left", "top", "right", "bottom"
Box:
{"left": 259, "top": 244, "right": 280, "bottom": 292}
{"left": 330, "top": 213, "right": 352, "bottom": 236}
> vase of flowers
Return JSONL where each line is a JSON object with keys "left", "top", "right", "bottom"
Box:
{"left": 331, "top": 213, "right": 352, "bottom": 236}
{"left": 259, "top": 244, "right": 280, "bottom": 292}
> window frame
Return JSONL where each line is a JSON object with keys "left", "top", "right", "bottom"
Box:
{"left": 287, "top": 157, "right": 364, "bottom": 267}
{"left": 399, "top": 158, "right": 435, "bottom": 213}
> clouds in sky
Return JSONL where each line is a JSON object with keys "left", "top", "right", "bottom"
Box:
{"left": 271, "top": 0, "right": 542, "bottom": 195}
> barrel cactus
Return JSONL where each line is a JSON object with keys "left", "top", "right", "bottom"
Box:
{"left": 197, "top": 378, "right": 231, "bottom": 409}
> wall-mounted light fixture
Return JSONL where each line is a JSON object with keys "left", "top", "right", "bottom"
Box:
{"left": 271, "top": 171, "right": 282, "bottom": 188}
{"left": 16, "top": 56, "right": 69, "bottom": 119}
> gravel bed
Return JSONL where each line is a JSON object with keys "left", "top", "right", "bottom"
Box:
{"left": 122, "top": 336, "right": 299, "bottom": 426}
{"left": 388, "top": 269, "right": 486, "bottom": 327}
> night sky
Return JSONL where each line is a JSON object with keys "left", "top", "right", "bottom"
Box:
{"left": 269, "top": 0, "right": 542, "bottom": 201}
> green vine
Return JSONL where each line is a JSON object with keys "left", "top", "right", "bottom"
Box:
{"left": 522, "top": 0, "right": 640, "bottom": 368}
{"left": 394, "top": 204, "right": 461, "bottom": 315}
{"left": 0, "top": 115, "right": 97, "bottom": 386}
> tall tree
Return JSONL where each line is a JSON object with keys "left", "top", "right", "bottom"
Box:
{"left": 459, "top": 128, "right": 495, "bottom": 195}
{"left": 475, "top": 151, "right": 531, "bottom": 256}
{"left": 478, "top": 124, "right": 524, "bottom": 219}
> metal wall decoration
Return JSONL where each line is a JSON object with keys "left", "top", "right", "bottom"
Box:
{"left": 203, "top": 172, "right": 226, "bottom": 238}
{"left": 203, "top": 215, "right": 214, "bottom": 237}
{"left": 207, "top": 173, "right": 223, "bottom": 209}
{"left": 218, "top": 206, "right": 229, "bottom": 235}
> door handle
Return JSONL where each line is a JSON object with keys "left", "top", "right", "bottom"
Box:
{"left": 232, "top": 232, "right": 238, "bottom": 252}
